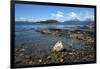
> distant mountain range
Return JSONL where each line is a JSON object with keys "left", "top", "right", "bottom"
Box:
{"left": 16, "top": 19, "right": 94, "bottom": 25}
{"left": 63, "top": 20, "right": 94, "bottom": 25}
{"left": 62, "top": 17, "right": 94, "bottom": 25}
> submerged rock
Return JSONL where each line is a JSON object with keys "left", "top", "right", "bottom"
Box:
{"left": 52, "top": 41, "right": 64, "bottom": 52}
{"left": 19, "top": 48, "right": 25, "bottom": 52}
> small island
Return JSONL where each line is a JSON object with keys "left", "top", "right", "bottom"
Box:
{"left": 35, "top": 20, "right": 60, "bottom": 24}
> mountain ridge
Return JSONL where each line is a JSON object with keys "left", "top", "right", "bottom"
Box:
{"left": 15, "top": 19, "right": 94, "bottom": 25}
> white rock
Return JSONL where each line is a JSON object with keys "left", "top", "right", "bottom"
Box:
{"left": 53, "top": 41, "right": 64, "bottom": 52}
{"left": 38, "top": 59, "right": 42, "bottom": 63}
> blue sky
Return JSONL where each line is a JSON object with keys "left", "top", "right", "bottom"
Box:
{"left": 15, "top": 4, "right": 94, "bottom": 22}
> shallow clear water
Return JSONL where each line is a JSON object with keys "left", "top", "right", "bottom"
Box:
{"left": 15, "top": 22, "right": 86, "bottom": 55}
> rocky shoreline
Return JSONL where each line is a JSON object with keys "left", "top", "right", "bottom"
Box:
{"left": 15, "top": 27, "right": 95, "bottom": 67}
{"left": 15, "top": 45, "right": 95, "bottom": 67}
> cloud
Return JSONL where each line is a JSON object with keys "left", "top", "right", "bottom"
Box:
{"left": 51, "top": 11, "right": 64, "bottom": 19}
{"left": 15, "top": 17, "right": 31, "bottom": 21}
{"left": 70, "top": 12, "right": 78, "bottom": 18}
{"left": 16, "top": 11, "right": 94, "bottom": 22}
{"left": 66, "top": 12, "right": 79, "bottom": 20}
{"left": 86, "top": 15, "right": 94, "bottom": 21}
{"left": 51, "top": 11, "right": 80, "bottom": 21}
{"left": 15, "top": 17, "right": 49, "bottom": 22}
{"left": 64, "top": 12, "right": 94, "bottom": 21}
{"left": 15, "top": 17, "right": 27, "bottom": 21}
{"left": 82, "top": 12, "right": 94, "bottom": 21}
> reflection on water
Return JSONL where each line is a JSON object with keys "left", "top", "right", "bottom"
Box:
{"left": 15, "top": 22, "right": 86, "bottom": 55}
{"left": 15, "top": 23, "right": 84, "bottom": 32}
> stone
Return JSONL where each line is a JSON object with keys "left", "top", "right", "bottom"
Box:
{"left": 28, "top": 60, "right": 33, "bottom": 64}
{"left": 60, "top": 58, "right": 64, "bottom": 62}
{"left": 20, "top": 48, "right": 25, "bottom": 52}
{"left": 47, "top": 56, "right": 51, "bottom": 59}
{"left": 52, "top": 41, "right": 64, "bottom": 52}
{"left": 69, "top": 52, "right": 73, "bottom": 55}
{"left": 38, "top": 59, "right": 42, "bottom": 63}
{"left": 19, "top": 53, "right": 24, "bottom": 56}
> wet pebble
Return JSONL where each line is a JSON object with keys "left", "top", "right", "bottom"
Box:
{"left": 19, "top": 53, "right": 24, "bottom": 56}
{"left": 38, "top": 59, "right": 42, "bottom": 63}
{"left": 60, "top": 58, "right": 64, "bottom": 62}
{"left": 28, "top": 60, "right": 33, "bottom": 64}
{"left": 20, "top": 48, "right": 25, "bottom": 52}
{"left": 47, "top": 56, "right": 51, "bottom": 59}
{"left": 68, "top": 52, "right": 74, "bottom": 55}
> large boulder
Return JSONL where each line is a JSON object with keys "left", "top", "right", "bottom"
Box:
{"left": 52, "top": 41, "right": 64, "bottom": 52}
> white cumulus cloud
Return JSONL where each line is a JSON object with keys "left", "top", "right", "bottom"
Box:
{"left": 66, "top": 12, "right": 79, "bottom": 20}
{"left": 51, "top": 11, "right": 64, "bottom": 19}
{"left": 15, "top": 17, "right": 49, "bottom": 22}
{"left": 70, "top": 12, "right": 78, "bottom": 18}
{"left": 16, "top": 11, "right": 94, "bottom": 22}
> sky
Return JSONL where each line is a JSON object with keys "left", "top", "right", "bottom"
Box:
{"left": 15, "top": 4, "right": 95, "bottom": 22}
